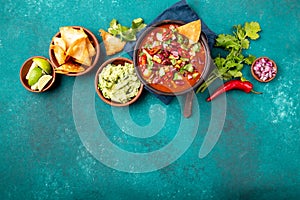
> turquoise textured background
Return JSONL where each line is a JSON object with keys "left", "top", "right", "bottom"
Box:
{"left": 1, "top": 0, "right": 299, "bottom": 199}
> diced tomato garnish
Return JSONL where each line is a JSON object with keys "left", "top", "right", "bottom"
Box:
{"left": 140, "top": 54, "right": 147, "bottom": 65}
{"left": 146, "top": 46, "right": 161, "bottom": 56}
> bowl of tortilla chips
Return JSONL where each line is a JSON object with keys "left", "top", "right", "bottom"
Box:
{"left": 49, "top": 26, "right": 100, "bottom": 76}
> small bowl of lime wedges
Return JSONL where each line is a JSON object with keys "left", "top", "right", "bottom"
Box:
{"left": 20, "top": 56, "right": 56, "bottom": 93}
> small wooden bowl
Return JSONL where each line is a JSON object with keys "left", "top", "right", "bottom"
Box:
{"left": 49, "top": 26, "right": 100, "bottom": 76}
{"left": 20, "top": 56, "right": 56, "bottom": 93}
{"left": 251, "top": 56, "right": 277, "bottom": 82}
{"left": 95, "top": 57, "right": 144, "bottom": 107}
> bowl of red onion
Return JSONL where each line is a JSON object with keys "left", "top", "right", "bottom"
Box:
{"left": 251, "top": 57, "right": 277, "bottom": 82}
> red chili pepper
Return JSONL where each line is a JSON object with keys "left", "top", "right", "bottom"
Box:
{"left": 206, "top": 80, "right": 262, "bottom": 102}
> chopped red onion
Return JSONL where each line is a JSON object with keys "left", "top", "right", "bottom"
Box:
{"left": 252, "top": 57, "right": 277, "bottom": 81}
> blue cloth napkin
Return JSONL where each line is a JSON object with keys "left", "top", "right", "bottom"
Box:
{"left": 125, "top": 0, "right": 217, "bottom": 104}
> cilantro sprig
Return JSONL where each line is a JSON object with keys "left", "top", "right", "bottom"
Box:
{"left": 108, "top": 18, "right": 147, "bottom": 41}
{"left": 196, "top": 22, "right": 261, "bottom": 93}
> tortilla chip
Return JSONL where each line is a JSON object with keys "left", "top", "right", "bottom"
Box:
{"left": 66, "top": 38, "right": 92, "bottom": 66}
{"left": 54, "top": 70, "right": 69, "bottom": 74}
{"left": 52, "top": 37, "right": 67, "bottom": 51}
{"left": 50, "top": 44, "right": 67, "bottom": 65}
{"left": 99, "top": 29, "right": 126, "bottom": 56}
{"left": 177, "top": 19, "right": 201, "bottom": 43}
{"left": 60, "top": 26, "right": 87, "bottom": 48}
{"left": 85, "top": 38, "right": 96, "bottom": 57}
{"left": 55, "top": 61, "right": 85, "bottom": 74}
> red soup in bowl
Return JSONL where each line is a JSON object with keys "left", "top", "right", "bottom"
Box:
{"left": 134, "top": 20, "right": 209, "bottom": 96}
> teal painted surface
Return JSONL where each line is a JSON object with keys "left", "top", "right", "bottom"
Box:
{"left": 1, "top": 0, "right": 299, "bottom": 199}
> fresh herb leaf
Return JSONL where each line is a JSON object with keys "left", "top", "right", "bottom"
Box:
{"left": 233, "top": 71, "right": 243, "bottom": 78}
{"left": 132, "top": 18, "right": 144, "bottom": 29}
{"left": 107, "top": 18, "right": 147, "bottom": 41}
{"left": 196, "top": 21, "right": 262, "bottom": 93}
{"left": 215, "top": 34, "right": 240, "bottom": 50}
{"left": 244, "top": 55, "right": 256, "bottom": 65}
{"left": 214, "top": 57, "right": 226, "bottom": 69}
{"left": 244, "top": 22, "right": 261, "bottom": 40}
{"left": 240, "top": 38, "right": 250, "bottom": 49}
{"left": 235, "top": 24, "right": 246, "bottom": 40}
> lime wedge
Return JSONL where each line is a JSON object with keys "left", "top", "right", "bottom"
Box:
{"left": 31, "top": 82, "right": 39, "bottom": 90}
{"left": 32, "top": 57, "right": 52, "bottom": 74}
{"left": 26, "top": 61, "right": 38, "bottom": 80}
{"left": 28, "top": 67, "right": 43, "bottom": 86}
{"left": 37, "top": 75, "right": 52, "bottom": 91}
